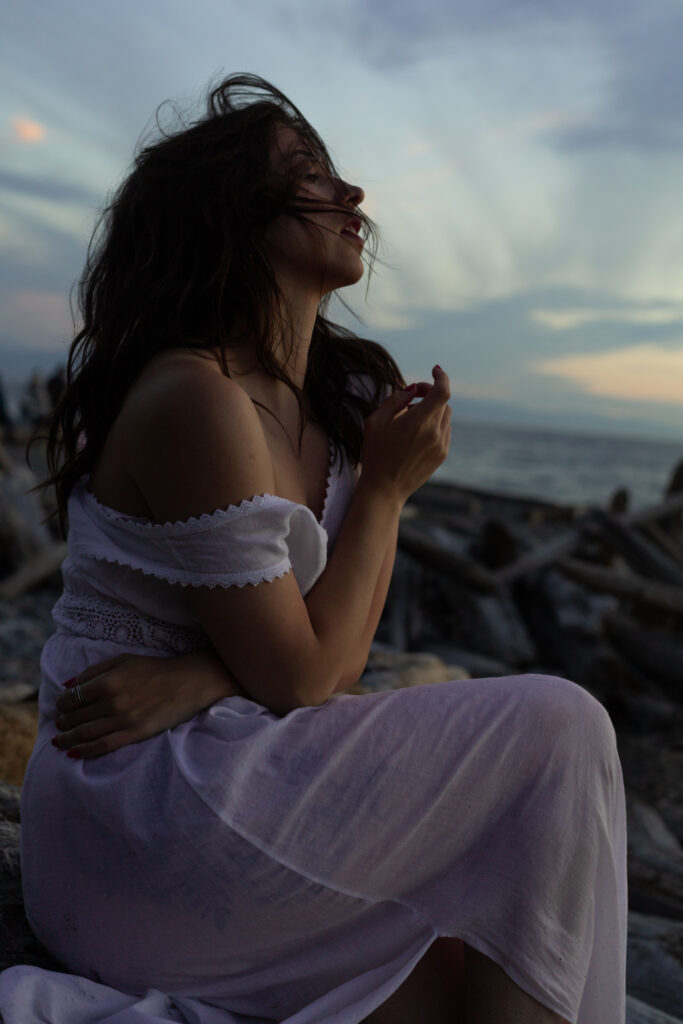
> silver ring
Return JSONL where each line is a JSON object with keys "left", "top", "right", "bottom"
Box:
{"left": 73, "top": 683, "right": 86, "bottom": 708}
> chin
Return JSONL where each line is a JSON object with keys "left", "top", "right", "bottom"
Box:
{"left": 324, "top": 257, "right": 365, "bottom": 292}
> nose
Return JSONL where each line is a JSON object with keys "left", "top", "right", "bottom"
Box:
{"left": 342, "top": 180, "right": 365, "bottom": 206}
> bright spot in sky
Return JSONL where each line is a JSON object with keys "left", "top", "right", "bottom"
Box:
{"left": 10, "top": 117, "right": 46, "bottom": 143}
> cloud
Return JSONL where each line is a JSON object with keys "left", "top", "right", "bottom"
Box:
{"left": 309, "top": 1, "right": 683, "bottom": 154}
{"left": 487, "top": 109, "right": 593, "bottom": 142}
{"left": 4, "top": 290, "right": 72, "bottom": 344}
{"left": 10, "top": 117, "right": 46, "bottom": 143}
{"left": 305, "top": 0, "right": 624, "bottom": 67}
{"left": 544, "top": 7, "right": 683, "bottom": 152}
{"left": 531, "top": 342, "right": 683, "bottom": 404}
{"left": 531, "top": 307, "right": 683, "bottom": 331}
{"left": 0, "top": 169, "right": 102, "bottom": 206}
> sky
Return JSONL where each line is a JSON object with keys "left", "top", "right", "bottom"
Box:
{"left": 1, "top": 0, "right": 682, "bottom": 442}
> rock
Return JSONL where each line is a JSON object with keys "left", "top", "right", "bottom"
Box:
{"left": 0, "top": 588, "right": 57, "bottom": 703}
{"left": 627, "top": 795, "right": 683, "bottom": 920}
{"left": 350, "top": 648, "right": 469, "bottom": 694}
{"left": 0, "top": 781, "right": 20, "bottom": 823}
{"left": 0, "top": 465, "right": 53, "bottom": 579}
{"left": 627, "top": 912, "right": 683, "bottom": 1020}
{"left": 0, "top": 703, "right": 38, "bottom": 788}
{"left": 627, "top": 995, "right": 683, "bottom": 1023}
{"left": 0, "top": 682, "right": 38, "bottom": 704}
{"left": 617, "top": 725, "right": 683, "bottom": 847}
{"left": 415, "top": 641, "right": 518, "bottom": 679}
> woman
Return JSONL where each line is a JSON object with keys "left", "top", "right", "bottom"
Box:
{"left": 0, "top": 75, "right": 626, "bottom": 1023}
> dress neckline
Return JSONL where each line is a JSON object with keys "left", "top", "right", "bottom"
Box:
{"left": 81, "top": 437, "right": 338, "bottom": 531}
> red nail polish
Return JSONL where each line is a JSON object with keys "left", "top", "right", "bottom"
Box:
{"left": 51, "top": 737, "right": 60, "bottom": 748}
{"left": 404, "top": 383, "right": 417, "bottom": 392}
{"left": 67, "top": 750, "right": 82, "bottom": 759}
{"left": 435, "top": 364, "right": 443, "bottom": 371}
{"left": 62, "top": 677, "right": 77, "bottom": 687}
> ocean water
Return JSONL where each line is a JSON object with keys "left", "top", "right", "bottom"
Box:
{"left": 434, "top": 418, "right": 682, "bottom": 513}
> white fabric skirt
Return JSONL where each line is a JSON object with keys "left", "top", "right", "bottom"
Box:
{"left": 0, "top": 651, "right": 627, "bottom": 1023}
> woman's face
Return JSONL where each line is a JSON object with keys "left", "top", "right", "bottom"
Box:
{"left": 264, "top": 124, "right": 366, "bottom": 295}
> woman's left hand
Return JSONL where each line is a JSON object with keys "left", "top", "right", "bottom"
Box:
{"left": 52, "top": 649, "right": 247, "bottom": 759}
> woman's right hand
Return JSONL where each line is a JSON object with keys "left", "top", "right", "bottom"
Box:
{"left": 360, "top": 365, "right": 451, "bottom": 505}
{"left": 52, "top": 648, "right": 246, "bottom": 759}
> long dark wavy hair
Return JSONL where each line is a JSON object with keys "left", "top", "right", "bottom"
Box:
{"left": 28, "top": 73, "right": 406, "bottom": 539}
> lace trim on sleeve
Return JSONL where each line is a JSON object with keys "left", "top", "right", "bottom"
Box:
{"left": 80, "top": 484, "right": 306, "bottom": 536}
{"left": 82, "top": 551, "right": 293, "bottom": 589}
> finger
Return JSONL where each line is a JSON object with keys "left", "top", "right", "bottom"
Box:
{"left": 52, "top": 715, "right": 121, "bottom": 750}
{"left": 400, "top": 370, "right": 450, "bottom": 418}
{"left": 56, "top": 679, "right": 102, "bottom": 715}
{"left": 402, "top": 382, "right": 432, "bottom": 400}
{"left": 60, "top": 654, "right": 130, "bottom": 688}
{"left": 61, "top": 729, "right": 141, "bottom": 761}
{"left": 374, "top": 385, "right": 424, "bottom": 424}
{"left": 55, "top": 699, "right": 114, "bottom": 731}
{"left": 421, "top": 365, "right": 450, "bottom": 405}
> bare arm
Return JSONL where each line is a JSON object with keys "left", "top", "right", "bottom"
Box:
{"left": 315, "top": 509, "right": 399, "bottom": 693}
{"left": 122, "top": 362, "right": 448, "bottom": 716}
{"left": 54, "top": 492, "right": 399, "bottom": 757}
{"left": 58, "top": 362, "right": 450, "bottom": 724}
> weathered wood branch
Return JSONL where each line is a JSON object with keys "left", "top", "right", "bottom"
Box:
{"left": 408, "top": 479, "right": 581, "bottom": 521}
{"left": 556, "top": 558, "right": 683, "bottom": 617}
{"left": 627, "top": 490, "right": 683, "bottom": 529}
{"left": 591, "top": 509, "right": 683, "bottom": 586}
{"left": 639, "top": 522, "right": 683, "bottom": 572}
{"left": 397, "top": 520, "right": 500, "bottom": 593}
{"left": 488, "top": 491, "right": 683, "bottom": 586}
{"left": 493, "top": 527, "right": 589, "bottom": 584}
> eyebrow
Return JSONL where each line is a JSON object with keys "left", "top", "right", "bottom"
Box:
{"left": 291, "top": 148, "right": 320, "bottom": 161}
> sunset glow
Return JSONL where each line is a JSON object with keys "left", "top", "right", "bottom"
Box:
{"left": 532, "top": 344, "right": 683, "bottom": 404}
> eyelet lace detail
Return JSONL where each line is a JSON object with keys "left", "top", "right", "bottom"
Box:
{"left": 52, "top": 592, "right": 211, "bottom": 655}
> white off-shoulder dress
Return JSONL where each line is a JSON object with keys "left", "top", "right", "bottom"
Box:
{"left": 0, "top": 422, "right": 627, "bottom": 1023}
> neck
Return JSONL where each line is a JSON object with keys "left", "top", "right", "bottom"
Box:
{"left": 215, "top": 277, "right": 322, "bottom": 428}
{"left": 270, "top": 273, "right": 320, "bottom": 392}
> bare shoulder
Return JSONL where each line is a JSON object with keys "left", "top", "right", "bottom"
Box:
{"left": 121, "top": 348, "right": 275, "bottom": 523}
{"left": 126, "top": 346, "right": 234, "bottom": 399}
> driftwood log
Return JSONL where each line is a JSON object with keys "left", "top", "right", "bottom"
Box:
{"left": 556, "top": 558, "right": 683, "bottom": 618}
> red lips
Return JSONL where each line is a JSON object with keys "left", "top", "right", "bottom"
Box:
{"left": 341, "top": 216, "right": 362, "bottom": 237}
